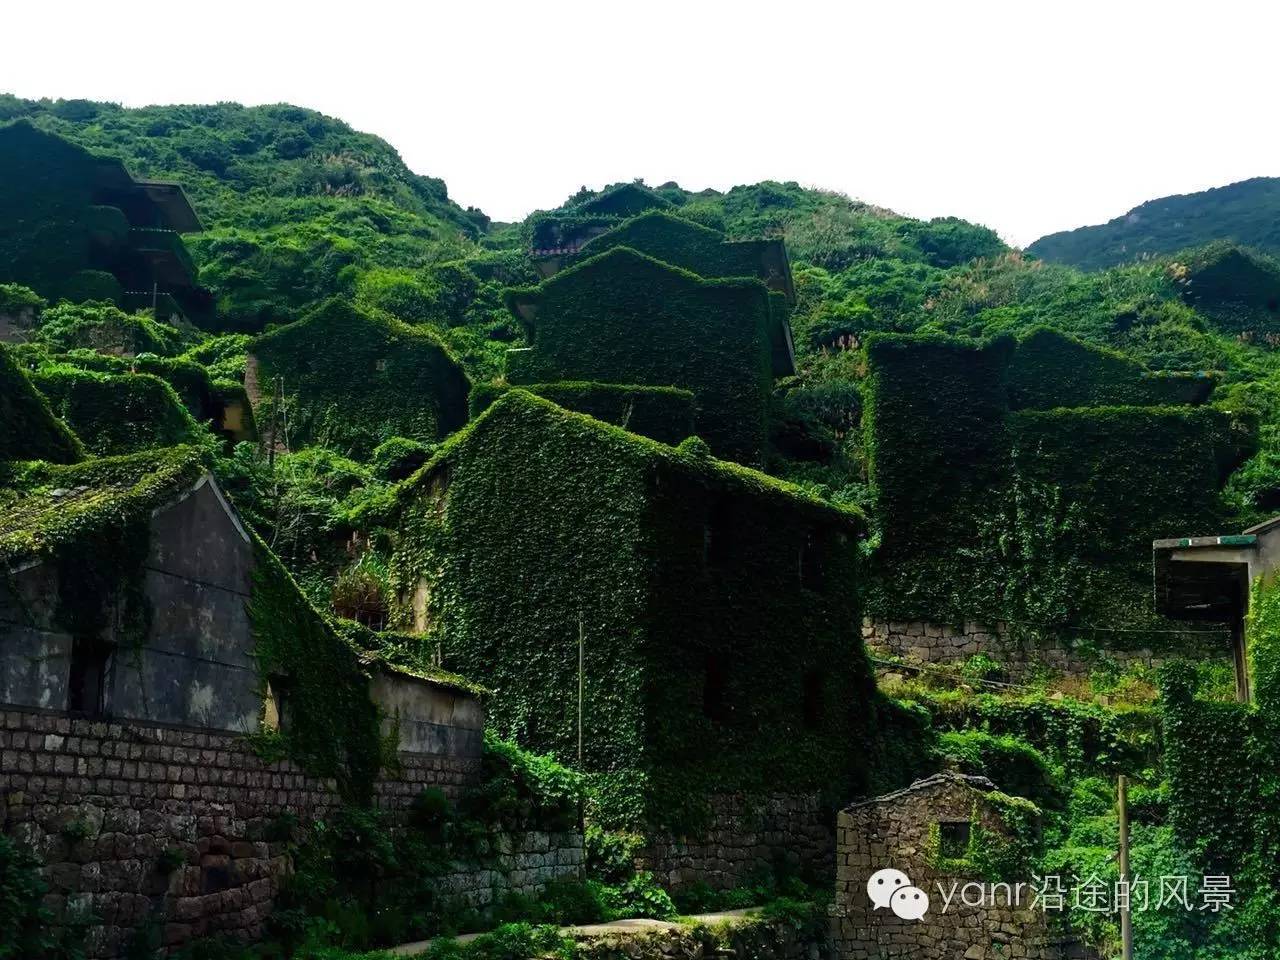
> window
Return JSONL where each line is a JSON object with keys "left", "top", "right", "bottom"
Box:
{"left": 702, "top": 653, "right": 729, "bottom": 722}
{"left": 68, "top": 637, "right": 110, "bottom": 717}
{"left": 939, "top": 821, "right": 971, "bottom": 859}
{"left": 264, "top": 675, "right": 293, "bottom": 733}
{"left": 703, "top": 499, "right": 732, "bottom": 569}
{"left": 799, "top": 529, "right": 824, "bottom": 591}
{"left": 802, "top": 670, "right": 824, "bottom": 729}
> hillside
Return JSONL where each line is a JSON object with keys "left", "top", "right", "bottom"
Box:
{"left": 1029, "top": 176, "right": 1280, "bottom": 269}
{"left": 6, "top": 95, "right": 1280, "bottom": 960}
{"left": 0, "top": 95, "right": 489, "bottom": 331}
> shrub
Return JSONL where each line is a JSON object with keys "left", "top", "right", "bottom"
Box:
{"left": 936, "top": 729, "right": 1063, "bottom": 812}
{"left": 0, "top": 834, "right": 82, "bottom": 960}
{"left": 370, "top": 437, "right": 434, "bottom": 482}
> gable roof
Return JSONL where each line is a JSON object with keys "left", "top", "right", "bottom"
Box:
{"left": 0, "top": 444, "right": 207, "bottom": 570}
{"left": 0, "top": 121, "right": 202, "bottom": 233}
{"left": 398, "top": 389, "right": 864, "bottom": 535}
{"left": 576, "top": 210, "right": 796, "bottom": 304}
{"left": 503, "top": 245, "right": 770, "bottom": 334}
{"left": 575, "top": 183, "right": 673, "bottom": 218}
{"left": 841, "top": 772, "right": 997, "bottom": 812}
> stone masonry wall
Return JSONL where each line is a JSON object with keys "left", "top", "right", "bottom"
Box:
{"left": 0, "top": 708, "right": 582, "bottom": 958}
{"left": 639, "top": 792, "right": 832, "bottom": 892}
{"left": 833, "top": 776, "right": 1068, "bottom": 960}
{"left": 864, "top": 619, "right": 1230, "bottom": 683}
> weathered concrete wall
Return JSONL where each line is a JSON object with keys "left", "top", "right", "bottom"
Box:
{"left": 0, "top": 479, "right": 262, "bottom": 731}
{"left": 0, "top": 563, "right": 72, "bottom": 711}
{"left": 0, "top": 707, "right": 580, "bottom": 958}
{"left": 369, "top": 668, "right": 485, "bottom": 757}
{"left": 834, "top": 775, "right": 1067, "bottom": 960}
{"left": 0, "top": 306, "right": 39, "bottom": 343}
{"left": 864, "top": 619, "right": 1230, "bottom": 683}
{"left": 639, "top": 792, "right": 832, "bottom": 892}
{"left": 111, "top": 479, "right": 260, "bottom": 732}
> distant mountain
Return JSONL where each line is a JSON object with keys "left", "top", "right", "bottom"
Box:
{"left": 1029, "top": 177, "right": 1280, "bottom": 270}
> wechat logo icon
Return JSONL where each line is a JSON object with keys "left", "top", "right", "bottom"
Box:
{"left": 867, "top": 868, "right": 930, "bottom": 920}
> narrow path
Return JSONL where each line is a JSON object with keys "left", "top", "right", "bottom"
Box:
{"left": 388, "top": 908, "right": 762, "bottom": 956}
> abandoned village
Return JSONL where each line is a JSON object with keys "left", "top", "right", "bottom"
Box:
{"left": 2, "top": 118, "right": 1278, "bottom": 960}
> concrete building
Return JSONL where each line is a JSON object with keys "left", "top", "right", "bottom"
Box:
{"left": 1152, "top": 515, "right": 1280, "bottom": 701}
{"left": 0, "top": 121, "right": 211, "bottom": 324}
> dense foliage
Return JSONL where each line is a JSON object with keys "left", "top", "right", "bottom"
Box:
{"left": 8, "top": 95, "right": 1280, "bottom": 959}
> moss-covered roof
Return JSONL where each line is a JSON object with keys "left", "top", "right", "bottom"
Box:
{"left": 504, "top": 245, "right": 769, "bottom": 334}
{"left": 0, "top": 342, "right": 84, "bottom": 464}
{"left": 400, "top": 388, "right": 864, "bottom": 533}
{"left": 334, "top": 617, "right": 489, "bottom": 696}
{"left": 251, "top": 298, "right": 470, "bottom": 457}
{"left": 0, "top": 444, "right": 206, "bottom": 568}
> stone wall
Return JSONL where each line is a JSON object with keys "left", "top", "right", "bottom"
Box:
{"left": 833, "top": 774, "right": 1079, "bottom": 960}
{"left": 0, "top": 707, "right": 582, "bottom": 958}
{"left": 639, "top": 792, "right": 832, "bottom": 891}
{"left": 864, "top": 619, "right": 1230, "bottom": 683}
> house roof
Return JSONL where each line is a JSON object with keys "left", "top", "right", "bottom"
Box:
{"left": 397, "top": 389, "right": 865, "bottom": 535}
{"left": 502, "top": 245, "right": 770, "bottom": 334}
{"left": 841, "top": 772, "right": 997, "bottom": 813}
{"left": 334, "top": 618, "right": 489, "bottom": 697}
{"left": 0, "top": 444, "right": 207, "bottom": 570}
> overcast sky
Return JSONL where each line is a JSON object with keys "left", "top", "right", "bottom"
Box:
{"left": 4, "top": 1, "right": 1275, "bottom": 246}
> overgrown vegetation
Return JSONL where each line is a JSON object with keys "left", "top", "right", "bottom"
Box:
{"left": 6, "top": 95, "right": 1280, "bottom": 960}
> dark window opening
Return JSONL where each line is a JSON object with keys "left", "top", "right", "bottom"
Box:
{"left": 201, "top": 859, "right": 234, "bottom": 894}
{"left": 68, "top": 637, "right": 111, "bottom": 717}
{"left": 266, "top": 675, "right": 294, "bottom": 733}
{"left": 802, "top": 670, "right": 824, "bottom": 729}
{"left": 939, "top": 821, "right": 971, "bottom": 859}
{"left": 800, "top": 529, "right": 825, "bottom": 591}
{"left": 703, "top": 498, "right": 732, "bottom": 569}
{"left": 702, "top": 653, "right": 729, "bottom": 722}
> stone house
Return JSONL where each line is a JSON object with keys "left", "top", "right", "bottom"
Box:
{"left": 0, "top": 445, "right": 502, "bottom": 956}
{"left": 392, "top": 389, "right": 875, "bottom": 889}
{"left": 0, "top": 444, "right": 485, "bottom": 744}
{"left": 834, "top": 773, "right": 1065, "bottom": 960}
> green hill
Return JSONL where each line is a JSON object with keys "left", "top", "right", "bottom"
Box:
{"left": 1029, "top": 177, "right": 1280, "bottom": 270}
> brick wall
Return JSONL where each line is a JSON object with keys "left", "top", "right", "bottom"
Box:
{"left": 639, "top": 792, "right": 832, "bottom": 892}
{"left": 0, "top": 708, "right": 582, "bottom": 958}
{"left": 864, "top": 619, "right": 1230, "bottom": 683}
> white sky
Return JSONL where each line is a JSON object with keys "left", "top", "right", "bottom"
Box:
{"left": 4, "top": 0, "right": 1276, "bottom": 246}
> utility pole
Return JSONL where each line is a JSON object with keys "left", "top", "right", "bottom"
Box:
{"left": 267, "top": 376, "right": 283, "bottom": 471}
{"left": 577, "top": 610, "right": 585, "bottom": 765}
{"left": 1118, "top": 775, "right": 1134, "bottom": 960}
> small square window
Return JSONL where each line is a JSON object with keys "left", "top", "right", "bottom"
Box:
{"left": 939, "top": 821, "right": 971, "bottom": 859}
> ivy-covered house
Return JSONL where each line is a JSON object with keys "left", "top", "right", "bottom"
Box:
{"left": 529, "top": 183, "right": 675, "bottom": 263}
{"left": 574, "top": 209, "right": 797, "bottom": 304}
{"left": 0, "top": 121, "right": 211, "bottom": 324}
{"left": 0, "top": 445, "right": 483, "bottom": 780}
{"left": 570, "top": 210, "right": 796, "bottom": 376}
{"left": 863, "top": 328, "right": 1254, "bottom": 662}
{"left": 390, "top": 390, "right": 881, "bottom": 880}
{"left": 503, "top": 247, "right": 778, "bottom": 464}
{"left": 248, "top": 299, "right": 470, "bottom": 459}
